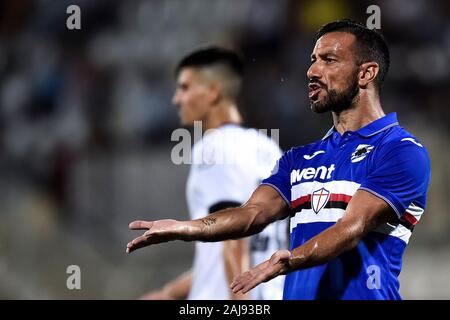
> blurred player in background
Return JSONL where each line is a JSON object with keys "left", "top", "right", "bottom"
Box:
{"left": 127, "top": 20, "right": 431, "bottom": 300}
{"left": 139, "top": 47, "right": 287, "bottom": 300}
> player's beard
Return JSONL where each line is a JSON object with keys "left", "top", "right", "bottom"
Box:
{"left": 310, "top": 73, "right": 360, "bottom": 114}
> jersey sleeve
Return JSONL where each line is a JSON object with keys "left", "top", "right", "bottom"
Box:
{"left": 197, "top": 136, "right": 254, "bottom": 211}
{"left": 261, "top": 149, "right": 292, "bottom": 207}
{"left": 359, "top": 138, "right": 431, "bottom": 219}
{"left": 200, "top": 162, "right": 250, "bottom": 211}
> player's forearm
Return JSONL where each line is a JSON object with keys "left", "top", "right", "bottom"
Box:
{"left": 185, "top": 204, "right": 270, "bottom": 242}
{"left": 224, "top": 238, "right": 250, "bottom": 300}
{"left": 161, "top": 271, "right": 192, "bottom": 299}
{"left": 280, "top": 190, "right": 395, "bottom": 274}
{"left": 283, "top": 219, "right": 365, "bottom": 274}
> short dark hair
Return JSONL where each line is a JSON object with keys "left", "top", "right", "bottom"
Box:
{"left": 175, "top": 46, "right": 243, "bottom": 78}
{"left": 316, "top": 19, "right": 390, "bottom": 90}
{"left": 175, "top": 46, "right": 244, "bottom": 101}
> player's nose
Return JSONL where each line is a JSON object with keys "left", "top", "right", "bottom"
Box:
{"left": 172, "top": 92, "right": 180, "bottom": 107}
{"left": 307, "top": 62, "right": 321, "bottom": 81}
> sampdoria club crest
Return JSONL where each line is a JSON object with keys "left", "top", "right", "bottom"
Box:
{"left": 351, "top": 144, "right": 374, "bottom": 163}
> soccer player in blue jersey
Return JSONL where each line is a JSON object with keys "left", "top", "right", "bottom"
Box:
{"left": 126, "top": 20, "right": 431, "bottom": 300}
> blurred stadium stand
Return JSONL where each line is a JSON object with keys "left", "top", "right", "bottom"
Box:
{"left": 0, "top": 0, "right": 449, "bottom": 298}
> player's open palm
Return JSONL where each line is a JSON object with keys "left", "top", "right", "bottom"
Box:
{"left": 230, "top": 249, "right": 291, "bottom": 294}
{"left": 126, "top": 219, "right": 182, "bottom": 253}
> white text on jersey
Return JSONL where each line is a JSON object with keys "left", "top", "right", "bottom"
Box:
{"left": 290, "top": 164, "right": 335, "bottom": 185}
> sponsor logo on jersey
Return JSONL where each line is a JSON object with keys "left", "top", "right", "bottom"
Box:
{"left": 303, "top": 150, "right": 325, "bottom": 160}
{"left": 290, "top": 164, "right": 335, "bottom": 184}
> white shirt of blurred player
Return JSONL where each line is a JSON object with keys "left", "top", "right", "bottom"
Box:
{"left": 186, "top": 124, "right": 287, "bottom": 300}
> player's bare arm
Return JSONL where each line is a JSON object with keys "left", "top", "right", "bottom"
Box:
{"left": 126, "top": 185, "right": 289, "bottom": 253}
{"left": 230, "top": 189, "right": 397, "bottom": 294}
{"left": 139, "top": 270, "right": 192, "bottom": 300}
{"left": 223, "top": 238, "right": 250, "bottom": 300}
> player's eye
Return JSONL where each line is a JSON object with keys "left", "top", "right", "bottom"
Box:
{"left": 179, "top": 84, "right": 188, "bottom": 91}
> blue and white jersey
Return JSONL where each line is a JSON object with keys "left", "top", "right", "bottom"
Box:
{"left": 261, "top": 113, "right": 431, "bottom": 300}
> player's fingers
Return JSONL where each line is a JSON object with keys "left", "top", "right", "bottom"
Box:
{"left": 230, "top": 275, "right": 241, "bottom": 290}
{"left": 231, "top": 270, "right": 253, "bottom": 293}
{"left": 126, "top": 241, "right": 148, "bottom": 253}
{"left": 126, "top": 230, "right": 170, "bottom": 253}
{"left": 235, "top": 262, "right": 276, "bottom": 294}
{"left": 129, "top": 220, "right": 153, "bottom": 230}
{"left": 241, "top": 282, "right": 257, "bottom": 294}
{"left": 231, "top": 279, "right": 246, "bottom": 293}
{"left": 230, "top": 274, "right": 244, "bottom": 291}
{"left": 126, "top": 234, "right": 149, "bottom": 253}
{"left": 241, "top": 272, "right": 267, "bottom": 294}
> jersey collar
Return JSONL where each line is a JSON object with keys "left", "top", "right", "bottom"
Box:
{"left": 322, "top": 113, "right": 399, "bottom": 140}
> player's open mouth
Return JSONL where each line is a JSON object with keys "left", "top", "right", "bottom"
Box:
{"left": 308, "top": 83, "right": 323, "bottom": 100}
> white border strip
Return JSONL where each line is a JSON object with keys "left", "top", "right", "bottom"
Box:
{"left": 291, "top": 180, "right": 361, "bottom": 201}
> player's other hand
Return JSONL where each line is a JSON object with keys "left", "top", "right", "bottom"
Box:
{"left": 126, "top": 219, "right": 184, "bottom": 253}
{"left": 230, "top": 250, "right": 291, "bottom": 294}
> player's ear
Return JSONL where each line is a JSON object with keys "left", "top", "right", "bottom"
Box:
{"left": 208, "top": 81, "right": 222, "bottom": 105}
{"left": 358, "top": 62, "right": 379, "bottom": 88}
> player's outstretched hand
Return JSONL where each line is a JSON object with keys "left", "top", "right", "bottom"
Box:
{"left": 126, "top": 219, "right": 185, "bottom": 253}
{"left": 230, "top": 249, "right": 291, "bottom": 294}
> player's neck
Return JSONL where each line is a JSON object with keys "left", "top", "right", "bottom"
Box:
{"left": 203, "top": 102, "right": 242, "bottom": 132}
{"left": 332, "top": 90, "right": 385, "bottom": 135}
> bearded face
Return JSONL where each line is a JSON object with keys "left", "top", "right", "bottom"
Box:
{"left": 307, "top": 32, "right": 362, "bottom": 114}
{"left": 309, "top": 70, "right": 359, "bottom": 113}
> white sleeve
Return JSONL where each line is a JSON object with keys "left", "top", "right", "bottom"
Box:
{"left": 200, "top": 162, "right": 249, "bottom": 212}
{"left": 198, "top": 129, "right": 281, "bottom": 212}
